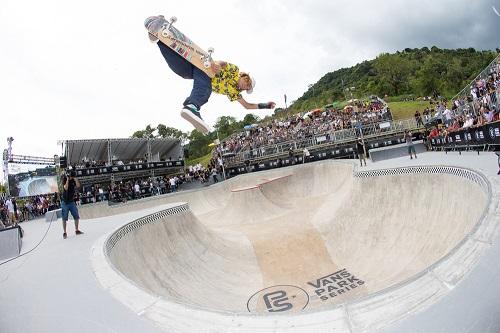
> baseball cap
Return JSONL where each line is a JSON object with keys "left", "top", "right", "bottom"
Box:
{"left": 246, "top": 74, "right": 256, "bottom": 94}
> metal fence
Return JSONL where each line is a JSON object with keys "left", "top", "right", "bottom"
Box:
{"left": 440, "top": 87, "right": 500, "bottom": 124}
{"left": 452, "top": 53, "right": 500, "bottom": 102}
{"left": 224, "top": 117, "right": 420, "bottom": 166}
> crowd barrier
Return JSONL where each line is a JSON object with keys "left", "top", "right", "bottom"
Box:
{"left": 224, "top": 118, "right": 421, "bottom": 167}
{"left": 430, "top": 121, "right": 500, "bottom": 151}
{"left": 0, "top": 226, "right": 22, "bottom": 261}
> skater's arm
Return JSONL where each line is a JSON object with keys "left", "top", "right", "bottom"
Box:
{"left": 237, "top": 98, "right": 276, "bottom": 110}
{"left": 210, "top": 61, "right": 228, "bottom": 75}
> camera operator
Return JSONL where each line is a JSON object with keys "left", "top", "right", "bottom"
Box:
{"left": 61, "top": 170, "right": 84, "bottom": 239}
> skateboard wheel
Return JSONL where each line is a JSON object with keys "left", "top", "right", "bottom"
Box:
{"left": 203, "top": 60, "right": 210, "bottom": 68}
{"left": 207, "top": 47, "right": 214, "bottom": 53}
{"left": 161, "top": 30, "right": 169, "bottom": 37}
{"left": 170, "top": 16, "right": 177, "bottom": 23}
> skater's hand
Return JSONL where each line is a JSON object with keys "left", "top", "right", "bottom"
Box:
{"left": 211, "top": 62, "right": 221, "bottom": 73}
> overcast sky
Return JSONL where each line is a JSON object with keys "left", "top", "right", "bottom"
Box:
{"left": 1, "top": 0, "right": 499, "bottom": 178}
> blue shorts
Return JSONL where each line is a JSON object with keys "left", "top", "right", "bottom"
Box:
{"left": 61, "top": 201, "right": 80, "bottom": 221}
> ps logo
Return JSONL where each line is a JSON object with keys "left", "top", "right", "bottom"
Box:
{"left": 263, "top": 290, "right": 292, "bottom": 312}
{"left": 247, "top": 285, "right": 309, "bottom": 314}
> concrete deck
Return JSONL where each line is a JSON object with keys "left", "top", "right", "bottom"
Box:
{"left": 1, "top": 151, "right": 499, "bottom": 333}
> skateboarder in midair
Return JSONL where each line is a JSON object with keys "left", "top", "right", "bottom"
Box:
{"left": 145, "top": 15, "right": 276, "bottom": 134}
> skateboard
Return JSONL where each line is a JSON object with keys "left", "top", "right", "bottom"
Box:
{"left": 147, "top": 15, "right": 216, "bottom": 78}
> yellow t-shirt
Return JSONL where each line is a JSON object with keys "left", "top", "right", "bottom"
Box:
{"left": 211, "top": 63, "right": 242, "bottom": 102}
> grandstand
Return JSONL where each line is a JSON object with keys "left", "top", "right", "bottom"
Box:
{"left": 62, "top": 137, "right": 184, "bottom": 186}
{"left": 222, "top": 96, "right": 423, "bottom": 175}
{"left": 429, "top": 53, "right": 500, "bottom": 151}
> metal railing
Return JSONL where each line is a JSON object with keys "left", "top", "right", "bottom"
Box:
{"left": 224, "top": 117, "right": 420, "bottom": 166}
{"left": 452, "top": 53, "right": 500, "bottom": 101}
{"left": 440, "top": 87, "right": 500, "bottom": 124}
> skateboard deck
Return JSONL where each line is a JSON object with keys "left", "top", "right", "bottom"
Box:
{"left": 147, "top": 16, "right": 216, "bottom": 78}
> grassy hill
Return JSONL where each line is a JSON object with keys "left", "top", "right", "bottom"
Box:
{"left": 290, "top": 47, "right": 498, "bottom": 112}
{"left": 387, "top": 100, "right": 433, "bottom": 120}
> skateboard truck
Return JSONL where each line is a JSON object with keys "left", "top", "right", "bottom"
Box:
{"left": 167, "top": 16, "right": 177, "bottom": 31}
{"left": 161, "top": 16, "right": 178, "bottom": 38}
{"left": 202, "top": 47, "right": 214, "bottom": 68}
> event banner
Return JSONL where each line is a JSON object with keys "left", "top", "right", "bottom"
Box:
{"left": 73, "top": 160, "right": 184, "bottom": 177}
{"left": 431, "top": 121, "right": 500, "bottom": 147}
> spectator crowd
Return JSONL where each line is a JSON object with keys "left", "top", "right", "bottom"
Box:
{"left": 73, "top": 162, "right": 222, "bottom": 205}
{"left": 0, "top": 194, "right": 60, "bottom": 228}
{"left": 426, "top": 59, "right": 500, "bottom": 141}
{"left": 221, "top": 97, "right": 391, "bottom": 156}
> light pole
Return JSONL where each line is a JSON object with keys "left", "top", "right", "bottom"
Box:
{"left": 216, "top": 131, "right": 226, "bottom": 180}
{"left": 308, "top": 84, "right": 315, "bottom": 107}
{"left": 341, "top": 78, "right": 347, "bottom": 101}
{"left": 308, "top": 84, "right": 314, "bottom": 94}
{"left": 345, "top": 86, "right": 356, "bottom": 102}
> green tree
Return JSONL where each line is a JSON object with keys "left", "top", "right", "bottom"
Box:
{"left": 213, "top": 116, "right": 238, "bottom": 138}
{"left": 157, "top": 124, "right": 187, "bottom": 141}
{"left": 414, "top": 56, "right": 447, "bottom": 96}
{"left": 185, "top": 130, "right": 216, "bottom": 159}
{"left": 374, "top": 53, "right": 411, "bottom": 96}
{"left": 242, "top": 113, "right": 260, "bottom": 125}
{"left": 131, "top": 124, "right": 156, "bottom": 138}
{"left": 444, "top": 58, "right": 466, "bottom": 95}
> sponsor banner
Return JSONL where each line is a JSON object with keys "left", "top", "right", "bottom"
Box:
{"left": 74, "top": 160, "right": 184, "bottom": 177}
{"left": 430, "top": 122, "right": 500, "bottom": 148}
{"left": 472, "top": 128, "right": 486, "bottom": 143}
{"left": 487, "top": 122, "right": 500, "bottom": 144}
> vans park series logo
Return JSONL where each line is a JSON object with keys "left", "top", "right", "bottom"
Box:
{"left": 307, "top": 269, "right": 365, "bottom": 301}
{"left": 246, "top": 269, "right": 365, "bottom": 313}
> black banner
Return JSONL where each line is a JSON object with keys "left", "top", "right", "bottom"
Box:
{"left": 431, "top": 121, "right": 500, "bottom": 149}
{"left": 73, "top": 160, "right": 184, "bottom": 177}
{"left": 227, "top": 145, "right": 357, "bottom": 176}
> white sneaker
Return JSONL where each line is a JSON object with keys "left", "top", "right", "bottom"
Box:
{"left": 180, "top": 105, "right": 211, "bottom": 134}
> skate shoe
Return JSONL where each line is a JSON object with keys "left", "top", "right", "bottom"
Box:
{"left": 180, "top": 105, "right": 211, "bottom": 134}
{"left": 144, "top": 15, "right": 166, "bottom": 43}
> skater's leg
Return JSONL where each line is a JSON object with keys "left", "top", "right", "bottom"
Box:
{"left": 157, "top": 42, "right": 194, "bottom": 79}
{"left": 157, "top": 43, "right": 211, "bottom": 109}
{"left": 155, "top": 39, "right": 212, "bottom": 133}
{"left": 180, "top": 68, "right": 212, "bottom": 134}
{"left": 183, "top": 67, "right": 212, "bottom": 109}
